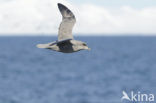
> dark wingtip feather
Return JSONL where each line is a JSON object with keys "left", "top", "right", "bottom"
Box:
{"left": 58, "top": 3, "right": 63, "bottom": 7}
{"left": 57, "top": 3, "right": 68, "bottom": 12}
{"left": 57, "top": 3, "right": 62, "bottom": 8}
{"left": 57, "top": 3, "right": 76, "bottom": 19}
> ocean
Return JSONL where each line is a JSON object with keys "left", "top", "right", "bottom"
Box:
{"left": 0, "top": 36, "right": 156, "bottom": 103}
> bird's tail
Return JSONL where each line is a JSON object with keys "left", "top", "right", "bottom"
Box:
{"left": 36, "top": 44, "right": 49, "bottom": 48}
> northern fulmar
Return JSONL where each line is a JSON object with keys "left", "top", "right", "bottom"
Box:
{"left": 37, "top": 3, "right": 90, "bottom": 53}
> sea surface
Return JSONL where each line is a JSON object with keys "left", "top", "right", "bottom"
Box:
{"left": 0, "top": 36, "right": 156, "bottom": 103}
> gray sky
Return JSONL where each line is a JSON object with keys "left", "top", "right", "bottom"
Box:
{"left": 0, "top": 0, "right": 156, "bottom": 35}
{"left": 73, "top": 0, "right": 156, "bottom": 8}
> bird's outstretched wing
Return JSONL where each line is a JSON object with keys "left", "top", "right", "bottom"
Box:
{"left": 57, "top": 3, "right": 76, "bottom": 41}
{"left": 50, "top": 39, "right": 72, "bottom": 46}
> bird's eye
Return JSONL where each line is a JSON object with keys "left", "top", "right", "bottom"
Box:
{"left": 83, "top": 43, "right": 87, "bottom": 46}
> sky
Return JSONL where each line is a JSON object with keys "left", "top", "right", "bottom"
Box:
{"left": 74, "top": 0, "right": 156, "bottom": 8}
{"left": 0, "top": 0, "right": 156, "bottom": 35}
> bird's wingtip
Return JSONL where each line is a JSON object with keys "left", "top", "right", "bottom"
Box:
{"left": 36, "top": 44, "right": 48, "bottom": 48}
{"left": 36, "top": 44, "right": 42, "bottom": 48}
{"left": 57, "top": 3, "right": 64, "bottom": 7}
{"left": 57, "top": 3, "right": 61, "bottom": 6}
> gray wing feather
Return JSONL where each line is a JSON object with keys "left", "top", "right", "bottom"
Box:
{"left": 58, "top": 3, "right": 76, "bottom": 41}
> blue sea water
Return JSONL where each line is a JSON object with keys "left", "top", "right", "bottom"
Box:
{"left": 0, "top": 36, "right": 156, "bottom": 103}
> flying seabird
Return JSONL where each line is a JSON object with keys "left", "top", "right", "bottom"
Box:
{"left": 37, "top": 3, "right": 90, "bottom": 53}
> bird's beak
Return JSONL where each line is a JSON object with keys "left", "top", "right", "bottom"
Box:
{"left": 84, "top": 46, "right": 91, "bottom": 51}
{"left": 87, "top": 47, "right": 91, "bottom": 51}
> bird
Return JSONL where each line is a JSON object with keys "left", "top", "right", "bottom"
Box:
{"left": 37, "top": 3, "right": 90, "bottom": 53}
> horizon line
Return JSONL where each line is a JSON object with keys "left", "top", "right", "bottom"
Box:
{"left": 0, "top": 34, "right": 156, "bottom": 37}
{"left": 0, "top": 33, "right": 156, "bottom": 36}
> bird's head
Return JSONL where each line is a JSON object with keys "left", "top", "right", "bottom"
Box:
{"left": 71, "top": 40, "right": 91, "bottom": 51}
{"left": 80, "top": 42, "right": 91, "bottom": 51}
